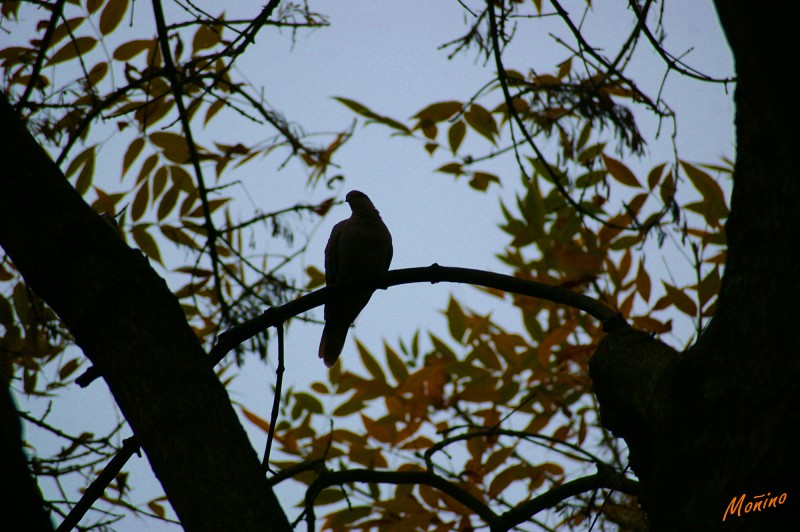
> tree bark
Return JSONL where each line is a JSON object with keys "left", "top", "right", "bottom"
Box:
{"left": 1, "top": 375, "right": 53, "bottom": 530}
{"left": 590, "top": 4, "right": 800, "bottom": 530}
{"left": 0, "top": 95, "right": 290, "bottom": 530}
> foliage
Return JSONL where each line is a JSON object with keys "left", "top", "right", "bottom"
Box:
{"left": 1, "top": 0, "right": 732, "bottom": 530}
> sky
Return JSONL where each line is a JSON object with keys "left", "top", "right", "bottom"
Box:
{"left": 5, "top": 1, "right": 735, "bottom": 529}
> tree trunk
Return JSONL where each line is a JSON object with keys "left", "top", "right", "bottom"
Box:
{"left": 590, "top": 4, "right": 800, "bottom": 530}
{"left": 0, "top": 95, "right": 290, "bottom": 531}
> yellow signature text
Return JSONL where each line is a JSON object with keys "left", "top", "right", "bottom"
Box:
{"left": 723, "top": 492, "right": 787, "bottom": 521}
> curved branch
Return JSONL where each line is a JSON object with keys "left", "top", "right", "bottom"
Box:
{"left": 306, "top": 468, "right": 497, "bottom": 525}
{"left": 208, "top": 264, "right": 627, "bottom": 367}
{"left": 492, "top": 465, "right": 639, "bottom": 531}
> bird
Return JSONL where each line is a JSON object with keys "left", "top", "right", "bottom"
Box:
{"left": 318, "top": 190, "right": 393, "bottom": 367}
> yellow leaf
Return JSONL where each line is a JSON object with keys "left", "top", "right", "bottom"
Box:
{"left": 240, "top": 406, "right": 270, "bottom": 433}
{"left": 122, "top": 138, "right": 144, "bottom": 175}
{"left": 464, "top": 103, "right": 498, "bottom": 143}
{"left": 130, "top": 182, "right": 149, "bottom": 221}
{"left": 169, "top": 165, "right": 195, "bottom": 192}
{"left": 413, "top": 100, "right": 463, "bottom": 123}
{"left": 47, "top": 36, "right": 97, "bottom": 66}
{"left": 448, "top": 120, "right": 466, "bottom": 153}
{"left": 204, "top": 99, "right": 224, "bottom": 125}
{"left": 602, "top": 154, "right": 641, "bottom": 188}
{"left": 157, "top": 186, "right": 179, "bottom": 220}
{"left": 150, "top": 132, "right": 190, "bottom": 163}
{"left": 357, "top": 340, "right": 386, "bottom": 383}
{"left": 113, "top": 39, "right": 153, "bottom": 61}
{"left": 663, "top": 282, "right": 697, "bottom": 318}
{"left": 305, "top": 265, "right": 325, "bottom": 289}
{"left": 151, "top": 166, "right": 168, "bottom": 200}
{"left": 87, "top": 62, "right": 108, "bottom": 86}
{"left": 636, "top": 259, "right": 651, "bottom": 302}
{"left": 469, "top": 171, "right": 500, "bottom": 191}
{"left": 99, "top": 0, "right": 129, "bottom": 36}
{"left": 192, "top": 24, "right": 221, "bottom": 54}
{"left": 131, "top": 225, "right": 162, "bottom": 263}
{"left": 384, "top": 343, "right": 408, "bottom": 383}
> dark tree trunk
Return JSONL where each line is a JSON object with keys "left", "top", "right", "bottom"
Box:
{"left": 1, "top": 375, "right": 53, "bottom": 530}
{"left": 0, "top": 95, "right": 290, "bottom": 530}
{"left": 590, "top": 4, "right": 800, "bottom": 530}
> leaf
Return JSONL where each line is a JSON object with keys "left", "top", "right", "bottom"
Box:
{"left": 47, "top": 36, "right": 97, "bottom": 66}
{"left": 150, "top": 132, "right": 190, "bottom": 163}
{"left": 122, "top": 138, "right": 145, "bottom": 175}
{"left": 50, "top": 18, "right": 86, "bottom": 48}
{"left": 136, "top": 153, "right": 159, "bottom": 184}
{"left": 413, "top": 100, "right": 463, "bottom": 123}
{"left": 193, "top": 24, "right": 221, "bottom": 54}
{"left": 602, "top": 154, "right": 641, "bottom": 188}
{"left": 59, "top": 359, "right": 81, "bottom": 380}
{"left": 334, "top": 97, "right": 410, "bottom": 133}
{"left": 293, "top": 392, "right": 324, "bottom": 415}
{"left": 130, "top": 182, "right": 149, "bottom": 221}
{"left": 87, "top": 62, "right": 108, "bottom": 86}
{"left": 445, "top": 297, "right": 467, "bottom": 343}
{"left": 147, "top": 501, "right": 166, "bottom": 519}
{"left": 357, "top": 340, "right": 386, "bottom": 383}
{"left": 151, "top": 166, "right": 169, "bottom": 200}
{"left": 464, "top": 103, "right": 498, "bottom": 143}
{"left": 113, "top": 39, "right": 153, "bottom": 61}
{"left": 157, "top": 186, "right": 179, "bottom": 220}
{"left": 241, "top": 406, "right": 270, "bottom": 433}
{"left": 447, "top": 120, "right": 466, "bottom": 153}
{"left": 662, "top": 282, "right": 697, "bottom": 318}
{"left": 384, "top": 343, "right": 408, "bottom": 383}
{"left": 65, "top": 146, "right": 95, "bottom": 195}
{"left": 469, "top": 171, "right": 500, "bottom": 191}
{"left": 489, "top": 466, "right": 525, "bottom": 498}
{"left": 305, "top": 265, "right": 325, "bottom": 289}
{"left": 680, "top": 161, "right": 729, "bottom": 224}
{"left": 131, "top": 225, "right": 162, "bottom": 263}
{"left": 170, "top": 165, "right": 195, "bottom": 192}
{"left": 332, "top": 396, "right": 366, "bottom": 417}
{"left": 647, "top": 162, "right": 666, "bottom": 189}
{"left": 436, "top": 162, "right": 464, "bottom": 175}
{"left": 204, "top": 99, "right": 224, "bottom": 125}
{"left": 698, "top": 266, "right": 720, "bottom": 307}
{"left": 99, "top": 0, "right": 129, "bottom": 36}
{"left": 636, "top": 259, "right": 651, "bottom": 302}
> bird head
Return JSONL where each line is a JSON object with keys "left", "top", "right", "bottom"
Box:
{"left": 345, "top": 190, "right": 376, "bottom": 212}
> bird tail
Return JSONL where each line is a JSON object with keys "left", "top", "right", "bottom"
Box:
{"left": 318, "top": 325, "right": 348, "bottom": 367}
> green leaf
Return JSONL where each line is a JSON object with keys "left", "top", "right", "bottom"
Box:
{"left": 357, "top": 340, "right": 386, "bottom": 383}
{"left": 445, "top": 297, "right": 467, "bottom": 343}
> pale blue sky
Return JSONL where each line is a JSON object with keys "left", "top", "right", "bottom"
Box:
{"left": 7, "top": 1, "right": 734, "bottom": 529}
